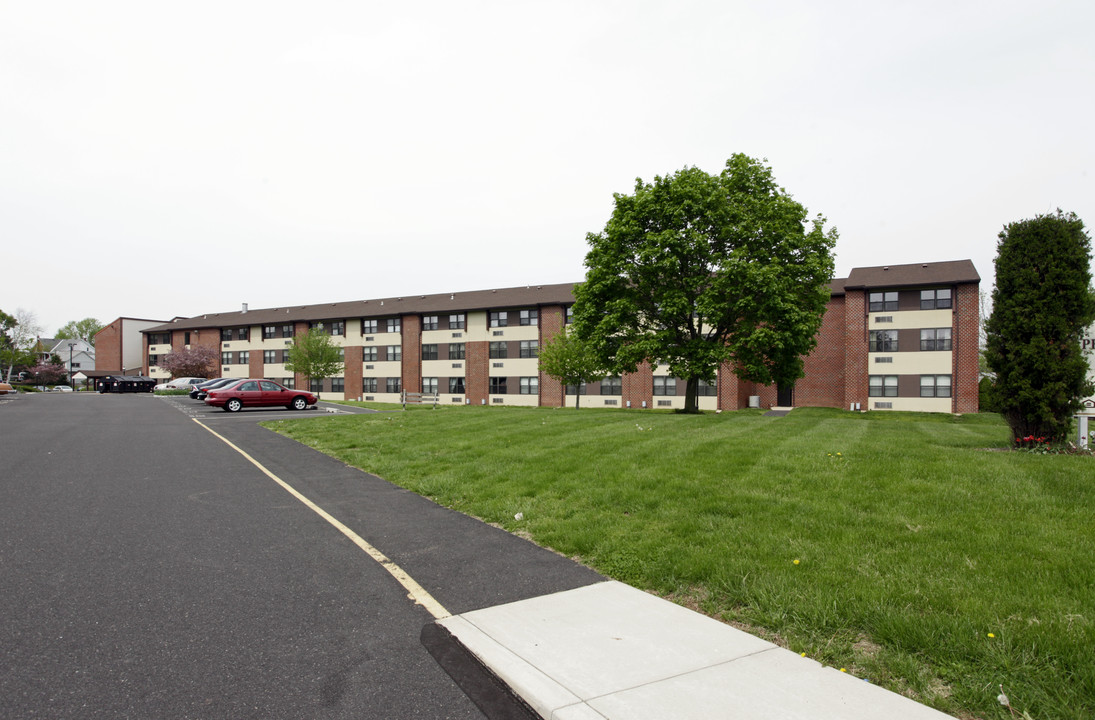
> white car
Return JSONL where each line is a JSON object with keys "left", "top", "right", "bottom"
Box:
{"left": 153, "top": 377, "right": 206, "bottom": 391}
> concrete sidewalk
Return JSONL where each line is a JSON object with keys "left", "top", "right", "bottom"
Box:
{"left": 437, "top": 581, "right": 954, "bottom": 720}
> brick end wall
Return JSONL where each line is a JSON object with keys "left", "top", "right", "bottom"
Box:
{"left": 96, "top": 320, "right": 123, "bottom": 373}
{"left": 844, "top": 289, "right": 868, "bottom": 409}
{"left": 539, "top": 306, "right": 565, "bottom": 407}
{"left": 795, "top": 295, "right": 847, "bottom": 408}
{"left": 717, "top": 363, "right": 740, "bottom": 410}
{"left": 954, "top": 283, "right": 980, "bottom": 413}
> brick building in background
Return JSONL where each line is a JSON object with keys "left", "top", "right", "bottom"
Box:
{"left": 122, "top": 259, "right": 980, "bottom": 413}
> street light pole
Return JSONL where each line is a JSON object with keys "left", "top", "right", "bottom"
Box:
{"left": 68, "top": 342, "right": 76, "bottom": 389}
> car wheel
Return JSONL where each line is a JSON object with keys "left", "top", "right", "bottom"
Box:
{"left": 291, "top": 396, "right": 309, "bottom": 411}
{"left": 225, "top": 398, "right": 243, "bottom": 413}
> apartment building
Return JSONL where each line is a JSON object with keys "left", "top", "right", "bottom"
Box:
{"left": 137, "top": 259, "right": 981, "bottom": 413}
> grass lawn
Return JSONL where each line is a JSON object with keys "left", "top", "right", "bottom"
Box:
{"left": 265, "top": 406, "right": 1094, "bottom": 720}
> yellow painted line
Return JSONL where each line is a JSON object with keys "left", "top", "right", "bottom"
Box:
{"left": 193, "top": 418, "right": 451, "bottom": 620}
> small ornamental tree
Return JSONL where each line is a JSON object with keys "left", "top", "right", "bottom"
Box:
{"left": 985, "top": 210, "right": 1095, "bottom": 444}
{"left": 285, "top": 327, "right": 343, "bottom": 391}
{"left": 30, "top": 361, "right": 68, "bottom": 385}
{"left": 160, "top": 345, "right": 218, "bottom": 379}
{"left": 538, "top": 329, "right": 608, "bottom": 408}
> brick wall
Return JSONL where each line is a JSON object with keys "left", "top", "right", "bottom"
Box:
{"left": 843, "top": 289, "right": 868, "bottom": 410}
{"left": 795, "top": 295, "right": 847, "bottom": 408}
{"left": 539, "top": 305, "right": 565, "bottom": 407}
{"left": 96, "top": 319, "right": 123, "bottom": 372}
{"left": 401, "top": 314, "right": 421, "bottom": 395}
{"left": 466, "top": 341, "right": 488, "bottom": 405}
{"left": 623, "top": 361, "right": 653, "bottom": 409}
{"left": 344, "top": 345, "right": 363, "bottom": 400}
{"left": 953, "top": 283, "right": 980, "bottom": 413}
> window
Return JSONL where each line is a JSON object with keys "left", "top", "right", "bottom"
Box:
{"left": 362, "top": 319, "right": 378, "bottom": 334}
{"left": 869, "top": 375, "right": 898, "bottom": 397}
{"left": 282, "top": 377, "right": 295, "bottom": 389}
{"left": 329, "top": 321, "right": 345, "bottom": 336}
{"left": 331, "top": 378, "right": 344, "bottom": 393}
{"left": 489, "top": 311, "right": 508, "bottom": 328}
{"left": 386, "top": 345, "right": 401, "bottom": 362}
{"left": 311, "top": 378, "right": 324, "bottom": 393}
{"left": 363, "top": 346, "right": 377, "bottom": 362}
{"left": 386, "top": 378, "right": 401, "bottom": 394}
{"left": 869, "top": 330, "right": 898, "bottom": 352}
{"left": 520, "top": 309, "right": 538, "bottom": 326}
{"left": 920, "top": 328, "right": 952, "bottom": 351}
{"left": 238, "top": 351, "right": 249, "bottom": 365}
{"left": 148, "top": 332, "right": 170, "bottom": 346}
{"left": 422, "top": 315, "right": 438, "bottom": 331}
{"left": 519, "top": 340, "right": 538, "bottom": 358}
{"left": 449, "top": 314, "right": 465, "bottom": 330}
{"left": 264, "top": 325, "right": 276, "bottom": 339}
{"left": 921, "top": 375, "right": 952, "bottom": 397}
{"left": 184, "top": 332, "right": 191, "bottom": 345}
{"left": 263, "top": 350, "right": 277, "bottom": 364}
{"left": 221, "top": 329, "right": 232, "bottom": 342}
{"left": 921, "top": 289, "right": 952, "bottom": 310}
{"left": 338, "top": 348, "right": 345, "bottom": 361}
{"left": 489, "top": 341, "right": 507, "bottom": 359}
{"left": 697, "top": 379, "right": 717, "bottom": 397}
{"left": 386, "top": 318, "right": 401, "bottom": 333}
{"left": 448, "top": 343, "right": 465, "bottom": 360}
{"left": 653, "top": 377, "right": 677, "bottom": 396}
{"left": 148, "top": 354, "right": 159, "bottom": 367}
{"left": 566, "top": 382, "right": 587, "bottom": 395}
{"left": 520, "top": 377, "right": 538, "bottom": 395}
{"left": 489, "top": 377, "right": 507, "bottom": 394}
{"left": 869, "top": 291, "right": 899, "bottom": 312}
{"left": 422, "top": 344, "right": 438, "bottom": 361}
{"left": 363, "top": 378, "right": 378, "bottom": 393}
{"left": 601, "top": 377, "right": 622, "bottom": 395}
{"left": 565, "top": 306, "right": 573, "bottom": 324}
{"left": 449, "top": 377, "right": 465, "bottom": 394}
{"left": 222, "top": 352, "right": 233, "bottom": 365}
{"left": 282, "top": 324, "right": 294, "bottom": 338}
{"left": 422, "top": 377, "right": 438, "bottom": 394}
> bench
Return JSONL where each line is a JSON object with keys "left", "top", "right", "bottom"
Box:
{"left": 401, "top": 390, "right": 439, "bottom": 409}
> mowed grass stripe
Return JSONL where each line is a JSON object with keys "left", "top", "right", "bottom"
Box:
{"left": 266, "top": 406, "right": 1094, "bottom": 720}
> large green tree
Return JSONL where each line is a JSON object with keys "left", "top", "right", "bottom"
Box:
{"left": 56, "top": 317, "right": 104, "bottom": 346}
{"left": 572, "top": 154, "right": 837, "bottom": 413}
{"left": 285, "top": 327, "right": 343, "bottom": 390}
{"left": 984, "top": 210, "right": 1095, "bottom": 444}
{"left": 537, "top": 328, "right": 608, "bottom": 408}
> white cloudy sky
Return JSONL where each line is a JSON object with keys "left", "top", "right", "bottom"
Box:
{"left": 2, "top": 0, "right": 1092, "bottom": 336}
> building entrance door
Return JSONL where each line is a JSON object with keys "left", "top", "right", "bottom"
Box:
{"left": 777, "top": 383, "right": 794, "bottom": 407}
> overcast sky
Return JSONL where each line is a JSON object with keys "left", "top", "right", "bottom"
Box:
{"left": 3, "top": 0, "right": 1092, "bottom": 337}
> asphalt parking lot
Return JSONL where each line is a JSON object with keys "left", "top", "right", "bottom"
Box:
{"left": 1, "top": 392, "right": 602, "bottom": 718}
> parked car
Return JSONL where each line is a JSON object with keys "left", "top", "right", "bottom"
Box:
{"left": 153, "top": 377, "right": 206, "bottom": 391}
{"left": 53, "top": 385, "right": 73, "bottom": 392}
{"left": 189, "top": 377, "right": 234, "bottom": 400}
{"left": 204, "top": 379, "right": 318, "bottom": 412}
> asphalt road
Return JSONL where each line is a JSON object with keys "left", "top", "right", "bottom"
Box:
{"left": 0, "top": 393, "right": 602, "bottom": 718}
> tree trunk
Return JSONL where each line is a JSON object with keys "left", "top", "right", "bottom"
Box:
{"left": 683, "top": 377, "right": 700, "bottom": 413}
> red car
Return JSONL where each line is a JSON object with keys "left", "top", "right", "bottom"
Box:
{"left": 204, "top": 379, "right": 318, "bottom": 412}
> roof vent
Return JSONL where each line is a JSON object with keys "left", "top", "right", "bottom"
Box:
{"left": 242, "top": 303, "right": 248, "bottom": 313}
{"left": 883, "top": 266, "right": 889, "bottom": 271}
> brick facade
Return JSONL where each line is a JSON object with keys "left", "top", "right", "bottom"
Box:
{"left": 128, "top": 261, "right": 981, "bottom": 414}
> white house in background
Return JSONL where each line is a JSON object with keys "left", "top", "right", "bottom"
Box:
{"left": 48, "top": 338, "right": 96, "bottom": 376}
